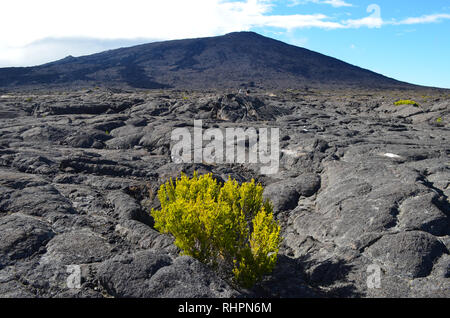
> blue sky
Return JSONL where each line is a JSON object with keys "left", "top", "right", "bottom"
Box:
{"left": 255, "top": 0, "right": 450, "bottom": 88}
{"left": 1, "top": 0, "right": 449, "bottom": 88}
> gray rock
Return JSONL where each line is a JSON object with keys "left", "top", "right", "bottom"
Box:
{"left": 64, "top": 134, "right": 95, "bottom": 148}
{"left": 146, "top": 255, "right": 239, "bottom": 298}
{"left": 263, "top": 173, "right": 320, "bottom": 213}
{"left": 96, "top": 250, "right": 173, "bottom": 297}
{"left": 0, "top": 266, "right": 37, "bottom": 297}
{"left": 40, "top": 229, "right": 114, "bottom": 266}
{"left": 365, "top": 231, "right": 447, "bottom": 278}
{"left": 107, "top": 190, "right": 153, "bottom": 226}
{"left": 97, "top": 251, "right": 237, "bottom": 298}
{"left": 115, "top": 219, "right": 177, "bottom": 253}
{"left": 0, "top": 213, "right": 54, "bottom": 268}
{"left": 0, "top": 88, "right": 449, "bottom": 298}
{"left": 105, "top": 125, "right": 145, "bottom": 149}
{"left": 398, "top": 192, "right": 449, "bottom": 236}
{"left": 296, "top": 159, "right": 448, "bottom": 247}
{"left": 0, "top": 184, "right": 76, "bottom": 217}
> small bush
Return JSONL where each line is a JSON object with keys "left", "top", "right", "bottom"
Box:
{"left": 394, "top": 100, "right": 419, "bottom": 107}
{"left": 151, "top": 172, "right": 281, "bottom": 288}
{"left": 436, "top": 117, "right": 443, "bottom": 124}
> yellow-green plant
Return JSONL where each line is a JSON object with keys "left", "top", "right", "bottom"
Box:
{"left": 151, "top": 172, "right": 281, "bottom": 288}
{"left": 394, "top": 99, "right": 419, "bottom": 107}
{"left": 436, "top": 117, "right": 443, "bottom": 124}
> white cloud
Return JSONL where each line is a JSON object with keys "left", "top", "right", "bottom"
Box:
{"left": 0, "top": 1, "right": 447, "bottom": 47}
{"left": 251, "top": 14, "right": 346, "bottom": 30}
{"left": 0, "top": 0, "right": 347, "bottom": 66}
{"left": 322, "top": 0, "right": 353, "bottom": 7}
{"left": 0, "top": 0, "right": 266, "bottom": 66}
{"left": 0, "top": 38, "right": 156, "bottom": 67}
{"left": 344, "top": 16, "right": 383, "bottom": 28}
{"left": 393, "top": 13, "right": 450, "bottom": 25}
{"left": 344, "top": 4, "right": 382, "bottom": 28}
{"left": 289, "top": 0, "right": 353, "bottom": 7}
{"left": 0, "top": 0, "right": 354, "bottom": 51}
{"left": 1, "top": 1, "right": 449, "bottom": 67}
{"left": 0, "top": 0, "right": 255, "bottom": 47}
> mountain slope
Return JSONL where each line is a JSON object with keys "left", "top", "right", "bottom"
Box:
{"left": 0, "top": 32, "right": 413, "bottom": 90}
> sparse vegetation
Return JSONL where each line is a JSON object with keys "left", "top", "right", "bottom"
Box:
{"left": 150, "top": 172, "right": 281, "bottom": 288}
{"left": 394, "top": 99, "right": 419, "bottom": 107}
{"left": 436, "top": 117, "right": 443, "bottom": 124}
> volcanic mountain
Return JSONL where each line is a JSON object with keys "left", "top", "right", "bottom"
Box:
{"left": 0, "top": 31, "right": 413, "bottom": 90}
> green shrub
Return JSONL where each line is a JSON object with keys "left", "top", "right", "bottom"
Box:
{"left": 436, "top": 117, "right": 443, "bottom": 124}
{"left": 394, "top": 99, "right": 419, "bottom": 107}
{"left": 151, "top": 172, "right": 281, "bottom": 288}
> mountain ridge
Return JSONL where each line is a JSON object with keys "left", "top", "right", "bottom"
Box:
{"left": 0, "top": 31, "right": 418, "bottom": 90}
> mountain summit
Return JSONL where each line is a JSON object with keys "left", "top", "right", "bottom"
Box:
{"left": 0, "top": 32, "right": 411, "bottom": 90}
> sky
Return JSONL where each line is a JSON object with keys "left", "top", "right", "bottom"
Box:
{"left": 0, "top": 0, "right": 449, "bottom": 88}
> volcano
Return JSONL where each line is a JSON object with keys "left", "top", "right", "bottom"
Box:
{"left": 0, "top": 31, "right": 413, "bottom": 90}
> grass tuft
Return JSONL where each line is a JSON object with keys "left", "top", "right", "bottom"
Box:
{"left": 394, "top": 100, "right": 419, "bottom": 107}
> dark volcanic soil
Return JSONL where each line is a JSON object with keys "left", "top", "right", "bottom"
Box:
{"left": 0, "top": 87, "right": 449, "bottom": 298}
{"left": 0, "top": 32, "right": 412, "bottom": 90}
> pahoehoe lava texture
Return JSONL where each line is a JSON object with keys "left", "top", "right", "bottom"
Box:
{"left": 0, "top": 86, "right": 449, "bottom": 298}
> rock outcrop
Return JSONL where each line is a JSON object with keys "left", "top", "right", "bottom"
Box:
{"left": 0, "top": 88, "right": 448, "bottom": 298}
